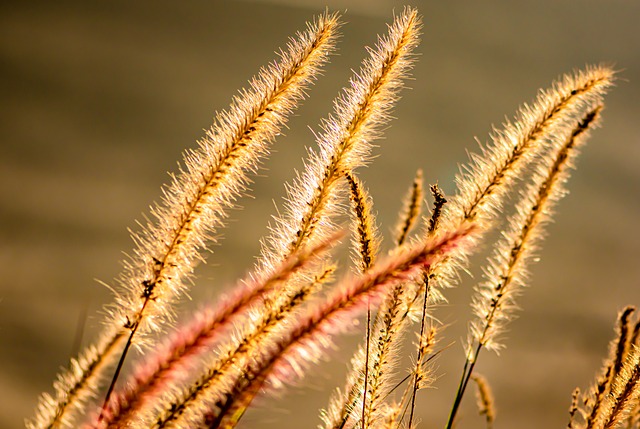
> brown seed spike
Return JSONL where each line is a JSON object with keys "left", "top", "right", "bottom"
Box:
{"left": 472, "top": 374, "right": 496, "bottom": 429}
{"left": 395, "top": 169, "right": 424, "bottom": 246}
{"left": 601, "top": 348, "right": 640, "bottom": 428}
{"left": 614, "top": 307, "right": 637, "bottom": 377}
{"left": 427, "top": 183, "right": 447, "bottom": 236}
{"left": 345, "top": 171, "right": 380, "bottom": 273}
{"left": 567, "top": 388, "right": 580, "bottom": 429}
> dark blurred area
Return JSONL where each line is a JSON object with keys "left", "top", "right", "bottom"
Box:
{"left": 1, "top": 1, "right": 639, "bottom": 428}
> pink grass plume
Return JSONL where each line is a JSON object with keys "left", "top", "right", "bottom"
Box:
{"left": 212, "top": 224, "right": 475, "bottom": 429}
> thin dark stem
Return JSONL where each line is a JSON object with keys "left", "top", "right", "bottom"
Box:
{"left": 362, "top": 302, "right": 372, "bottom": 429}
{"left": 388, "top": 345, "right": 452, "bottom": 400}
{"left": 445, "top": 342, "right": 483, "bottom": 429}
{"left": 208, "top": 390, "right": 234, "bottom": 429}
{"left": 97, "top": 296, "right": 150, "bottom": 422}
{"left": 427, "top": 184, "right": 446, "bottom": 234}
{"left": 408, "top": 275, "right": 430, "bottom": 427}
{"left": 97, "top": 330, "right": 135, "bottom": 422}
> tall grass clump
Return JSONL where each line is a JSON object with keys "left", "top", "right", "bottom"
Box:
{"left": 28, "top": 6, "right": 638, "bottom": 429}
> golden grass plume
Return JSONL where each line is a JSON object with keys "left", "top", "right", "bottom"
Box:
{"left": 27, "top": 6, "right": 638, "bottom": 429}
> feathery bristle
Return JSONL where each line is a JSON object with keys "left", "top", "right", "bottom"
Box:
{"left": 35, "top": 329, "right": 125, "bottom": 429}
{"left": 585, "top": 308, "right": 640, "bottom": 428}
{"left": 317, "top": 10, "right": 425, "bottom": 426}
{"left": 363, "top": 283, "right": 414, "bottom": 428}
{"left": 228, "top": 225, "right": 470, "bottom": 429}
{"left": 586, "top": 365, "right": 615, "bottom": 428}
{"left": 598, "top": 347, "right": 640, "bottom": 428}
{"left": 470, "top": 105, "right": 603, "bottom": 352}
{"left": 148, "top": 264, "right": 336, "bottom": 429}
{"left": 445, "top": 99, "right": 609, "bottom": 429}
{"left": 187, "top": 225, "right": 473, "bottom": 429}
{"left": 375, "top": 402, "right": 404, "bottom": 429}
{"left": 109, "top": 8, "right": 340, "bottom": 352}
{"left": 152, "top": 8, "right": 422, "bottom": 427}
{"left": 94, "top": 236, "right": 335, "bottom": 428}
{"left": 442, "top": 65, "right": 613, "bottom": 232}
{"left": 404, "top": 184, "right": 449, "bottom": 427}
{"left": 27, "top": 13, "right": 340, "bottom": 429}
{"left": 26, "top": 6, "right": 625, "bottom": 429}
{"left": 434, "top": 66, "right": 614, "bottom": 295}
{"left": 325, "top": 175, "right": 440, "bottom": 429}
{"left": 259, "top": 6, "right": 421, "bottom": 278}
{"left": 321, "top": 345, "right": 367, "bottom": 429}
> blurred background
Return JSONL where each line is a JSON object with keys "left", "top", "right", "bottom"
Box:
{"left": 1, "top": 1, "right": 639, "bottom": 428}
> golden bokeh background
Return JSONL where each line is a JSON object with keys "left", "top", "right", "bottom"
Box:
{"left": 1, "top": 1, "right": 639, "bottom": 427}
